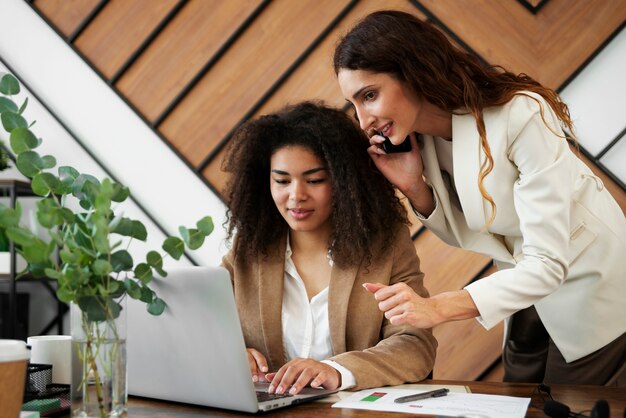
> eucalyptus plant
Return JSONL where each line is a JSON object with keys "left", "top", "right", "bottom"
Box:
{"left": 0, "top": 71, "right": 213, "bottom": 321}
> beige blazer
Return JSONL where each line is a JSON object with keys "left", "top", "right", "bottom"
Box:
{"left": 221, "top": 225, "right": 437, "bottom": 390}
{"left": 418, "top": 92, "right": 626, "bottom": 362}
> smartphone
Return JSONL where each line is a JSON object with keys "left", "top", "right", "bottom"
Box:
{"left": 379, "top": 132, "right": 412, "bottom": 153}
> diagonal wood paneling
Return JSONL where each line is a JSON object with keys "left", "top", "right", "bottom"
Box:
{"left": 417, "top": 0, "right": 626, "bottom": 89}
{"left": 158, "top": 0, "right": 350, "bottom": 167}
{"left": 33, "top": 0, "right": 102, "bottom": 38}
{"left": 30, "top": 0, "right": 626, "bottom": 383}
{"left": 74, "top": 0, "right": 180, "bottom": 80}
{"left": 115, "top": 0, "right": 265, "bottom": 122}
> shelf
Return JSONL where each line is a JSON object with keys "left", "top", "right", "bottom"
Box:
{"left": 0, "top": 179, "right": 66, "bottom": 339}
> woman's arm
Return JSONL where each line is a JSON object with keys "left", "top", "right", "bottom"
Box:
{"left": 364, "top": 284, "right": 479, "bottom": 328}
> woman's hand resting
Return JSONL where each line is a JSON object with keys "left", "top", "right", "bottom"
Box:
{"left": 266, "top": 358, "right": 341, "bottom": 395}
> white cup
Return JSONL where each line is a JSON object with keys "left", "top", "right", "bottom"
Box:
{"left": 27, "top": 335, "right": 72, "bottom": 384}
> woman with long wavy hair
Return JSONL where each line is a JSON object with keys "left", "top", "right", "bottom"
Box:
{"left": 221, "top": 101, "right": 436, "bottom": 395}
{"left": 334, "top": 10, "right": 626, "bottom": 385}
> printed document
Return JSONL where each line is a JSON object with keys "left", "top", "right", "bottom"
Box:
{"left": 332, "top": 387, "right": 530, "bottom": 418}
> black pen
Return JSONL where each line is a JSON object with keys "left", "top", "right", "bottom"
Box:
{"left": 394, "top": 388, "right": 450, "bottom": 403}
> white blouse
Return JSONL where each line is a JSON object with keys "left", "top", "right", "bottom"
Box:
{"left": 281, "top": 239, "right": 356, "bottom": 390}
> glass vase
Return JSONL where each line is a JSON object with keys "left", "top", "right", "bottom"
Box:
{"left": 70, "top": 297, "right": 127, "bottom": 418}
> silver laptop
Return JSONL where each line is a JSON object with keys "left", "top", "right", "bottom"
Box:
{"left": 126, "top": 266, "right": 337, "bottom": 412}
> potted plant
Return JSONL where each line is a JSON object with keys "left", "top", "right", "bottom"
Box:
{"left": 0, "top": 72, "right": 214, "bottom": 417}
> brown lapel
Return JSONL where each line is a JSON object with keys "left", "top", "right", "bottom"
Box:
{"left": 257, "top": 239, "right": 287, "bottom": 370}
{"left": 327, "top": 262, "right": 359, "bottom": 355}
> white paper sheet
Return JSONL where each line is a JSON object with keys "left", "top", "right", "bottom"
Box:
{"left": 332, "top": 387, "right": 530, "bottom": 418}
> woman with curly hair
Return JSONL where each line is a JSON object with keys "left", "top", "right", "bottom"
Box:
{"left": 334, "top": 10, "right": 626, "bottom": 385}
{"left": 221, "top": 101, "right": 436, "bottom": 395}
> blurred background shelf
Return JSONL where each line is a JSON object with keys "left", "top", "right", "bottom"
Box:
{"left": 0, "top": 179, "right": 67, "bottom": 340}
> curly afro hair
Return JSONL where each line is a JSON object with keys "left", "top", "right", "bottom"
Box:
{"left": 222, "top": 101, "right": 409, "bottom": 267}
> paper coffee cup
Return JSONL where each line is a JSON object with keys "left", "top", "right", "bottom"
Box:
{"left": 27, "top": 335, "right": 72, "bottom": 384}
{"left": 0, "top": 339, "right": 30, "bottom": 418}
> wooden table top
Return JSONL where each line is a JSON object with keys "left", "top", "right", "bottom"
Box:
{"left": 121, "top": 380, "right": 626, "bottom": 418}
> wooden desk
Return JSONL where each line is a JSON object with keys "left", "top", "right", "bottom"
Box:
{"left": 125, "top": 380, "right": 626, "bottom": 417}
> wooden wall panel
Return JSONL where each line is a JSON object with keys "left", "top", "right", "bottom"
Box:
{"left": 116, "top": 0, "right": 263, "bottom": 121}
{"left": 252, "top": 0, "right": 420, "bottom": 115}
{"left": 418, "top": 0, "right": 626, "bottom": 89}
{"left": 158, "top": 0, "right": 350, "bottom": 167}
{"left": 433, "top": 264, "right": 504, "bottom": 380}
{"left": 33, "top": 0, "right": 100, "bottom": 37}
{"left": 74, "top": 0, "right": 179, "bottom": 79}
{"left": 433, "top": 320, "right": 504, "bottom": 380}
{"left": 416, "top": 232, "right": 491, "bottom": 296}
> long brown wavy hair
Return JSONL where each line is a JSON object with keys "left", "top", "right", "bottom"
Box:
{"left": 333, "top": 10, "right": 575, "bottom": 227}
{"left": 222, "top": 101, "right": 408, "bottom": 267}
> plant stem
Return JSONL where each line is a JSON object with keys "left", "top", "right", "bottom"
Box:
{"left": 83, "top": 314, "right": 107, "bottom": 418}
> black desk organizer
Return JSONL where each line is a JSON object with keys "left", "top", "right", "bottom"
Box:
{"left": 23, "top": 363, "right": 71, "bottom": 417}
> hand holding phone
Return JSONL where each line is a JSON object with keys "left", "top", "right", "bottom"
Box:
{"left": 378, "top": 132, "right": 412, "bottom": 153}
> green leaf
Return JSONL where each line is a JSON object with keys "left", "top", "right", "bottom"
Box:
{"left": 81, "top": 180, "right": 100, "bottom": 205}
{"left": 147, "top": 297, "right": 166, "bottom": 316}
{"left": 0, "top": 97, "right": 18, "bottom": 114}
{"left": 196, "top": 216, "right": 214, "bottom": 236}
{"left": 146, "top": 251, "right": 166, "bottom": 277}
{"left": 0, "top": 204, "right": 21, "bottom": 227}
{"left": 180, "top": 227, "right": 206, "bottom": 250}
{"left": 59, "top": 249, "right": 77, "bottom": 264}
{"left": 36, "top": 198, "right": 66, "bottom": 228}
{"left": 139, "top": 286, "right": 153, "bottom": 303}
{"left": 44, "top": 268, "right": 62, "bottom": 280}
{"left": 124, "top": 278, "right": 142, "bottom": 299}
{"left": 77, "top": 296, "right": 121, "bottom": 322}
{"left": 0, "top": 73, "right": 20, "bottom": 95}
{"left": 2, "top": 111, "right": 28, "bottom": 132}
{"left": 133, "top": 263, "right": 153, "bottom": 284}
{"left": 10, "top": 127, "right": 39, "bottom": 154}
{"left": 110, "top": 280, "right": 125, "bottom": 298}
{"left": 40, "top": 155, "right": 56, "bottom": 169}
{"left": 58, "top": 166, "right": 79, "bottom": 181}
{"left": 5, "top": 226, "right": 36, "bottom": 246}
{"left": 112, "top": 217, "right": 133, "bottom": 236}
{"left": 179, "top": 226, "right": 189, "bottom": 244}
{"left": 31, "top": 172, "right": 60, "bottom": 196}
{"left": 56, "top": 286, "right": 74, "bottom": 303}
{"left": 72, "top": 174, "right": 99, "bottom": 200}
{"left": 107, "top": 299, "right": 123, "bottom": 320}
{"left": 79, "top": 199, "right": 92, "bottom": 210}
{"left": 112, "top": 218, "right": 147, "bottom": 241}
{"left": 131, "top": 221, "right": 147, "bottom": 241}
{"left": 111, "top": 250, "right": 133, "bottom": 272}
{"left": 162, "top": 236, "right": 184, "bottom": 260}
{"left": 16, "top": 150, "right": 42, "bottom": 177}
{"left": 92, "top": 259, "right": 112, "bottom": 276}
{"left": 111, "top": 183, "right": 130, "bottom": 202}
{"left": 21, "top": 239, "right": 53, "bottom": 264}
{"left": 18, "top": 97, "right": 28, "bottom": 114}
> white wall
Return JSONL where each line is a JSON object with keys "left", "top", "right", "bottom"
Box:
{"left": 560, "top": 26, "right": 626, "bottom": 185}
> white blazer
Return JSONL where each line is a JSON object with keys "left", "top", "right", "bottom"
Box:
{"left": 418, "top": 92, "right": 626, "bottom": 362}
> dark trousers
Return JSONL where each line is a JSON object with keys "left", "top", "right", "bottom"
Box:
{"left": 502, "top": 306, "right": 626, "bottom": 386}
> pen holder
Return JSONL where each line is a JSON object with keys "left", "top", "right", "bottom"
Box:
{"left": 23, "top": 363, "right": 71, "bottom": 416}
{"left": 24, "top": 363, "right": 53, "bottom": 396}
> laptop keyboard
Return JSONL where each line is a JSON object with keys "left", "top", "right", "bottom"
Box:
{"left": 256, "top": 391, "right": 294, "bottom": 402}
